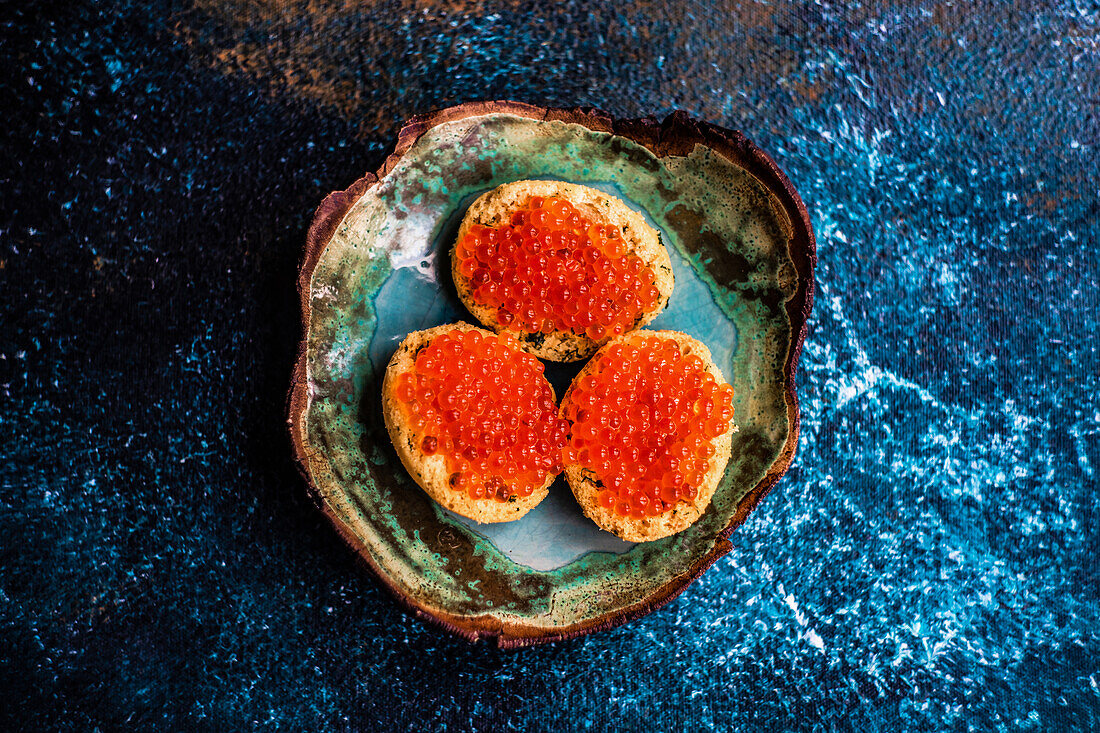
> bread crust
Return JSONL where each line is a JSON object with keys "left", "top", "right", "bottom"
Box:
{"left": 452, "top": 180, "right": 674, "bottom": 362}
{"left": 560, "top": 330, "right": 735, "bottom": 542}
{"left": 381, "top": 323, "right": 555, "bottom": 523}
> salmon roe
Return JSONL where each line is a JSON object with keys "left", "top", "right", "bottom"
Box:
{"left": 561, "top": 336, "right": 735, "bottom": 519}
{"left": 455, "top": 196, "right": 662, "bottom": 339}
{"left": 394, "top": 329, "right": 568, "bottom": 502}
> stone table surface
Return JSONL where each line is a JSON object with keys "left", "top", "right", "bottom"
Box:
{"left": 3, "top": 1, "right": 1098, "bottom": 730}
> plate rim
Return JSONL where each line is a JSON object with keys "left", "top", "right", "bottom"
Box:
{"left": 286, "top": 101, "right": 817, "bottom": 647}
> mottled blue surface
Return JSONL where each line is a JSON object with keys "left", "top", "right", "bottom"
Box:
{"left": 3, "top": 1, "right": 1099, "bottom": 730}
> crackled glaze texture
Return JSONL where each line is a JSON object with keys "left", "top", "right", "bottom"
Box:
{"left": 296, "top": 110, "right": 807, "bottom": 638}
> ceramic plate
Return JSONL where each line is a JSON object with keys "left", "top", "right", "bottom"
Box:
{"left": 288, "top": 102, "right": 815, "bottom": 646}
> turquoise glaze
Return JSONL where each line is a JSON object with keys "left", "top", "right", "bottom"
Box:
{"left": 299, "top": 112, "right": 800, "bottom": 634}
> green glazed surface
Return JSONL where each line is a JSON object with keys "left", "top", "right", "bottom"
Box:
{"left": 302, "top": 113, "right": 797, "bottom": 631}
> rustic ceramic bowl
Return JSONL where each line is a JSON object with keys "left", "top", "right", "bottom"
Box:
{"left": 288, "top": 102, "right": 815, "bottom": 647}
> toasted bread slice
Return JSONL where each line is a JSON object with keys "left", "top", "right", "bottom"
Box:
{"left": 381, "top": 323, "right": 562, "bottom": 523}
{"left": 560, "top": 330, "right": 734, "bottom": 542}
{"left": 452, "top": 180, "right": 674, "bottom": 362}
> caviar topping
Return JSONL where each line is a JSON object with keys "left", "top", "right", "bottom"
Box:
{"left": 395, "top": 329, "right": 568, "bottom": 502}
{"left": 455, "top": 196, "right": 662, "bottom": 338}
{"left": 561, "top": 335, "right": 735, "bottom": 518}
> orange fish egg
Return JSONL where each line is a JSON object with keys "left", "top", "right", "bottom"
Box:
{"left": 394, "top": 330, "right": 568, "bottom": 502}
{"left": 456, "top": 197, "right": 661, "bottom": 337}
{"left": 561, "top": 335, "right": 734, "bottom": 518}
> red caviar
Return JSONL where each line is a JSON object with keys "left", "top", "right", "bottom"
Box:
{"left": 394, "top": 329, "right": 568, "bottom": 502}
{"left": 455, "top": 196, "right": 662, "bottom": 338}
{"left": 561, "top": 335, "right": 735, "bottom": 519}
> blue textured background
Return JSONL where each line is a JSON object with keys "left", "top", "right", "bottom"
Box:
{"left": 3, "top": 1, "right": 1098, "bottom": 730}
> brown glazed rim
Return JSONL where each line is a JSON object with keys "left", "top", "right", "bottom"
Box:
{"left": 286, "top": 101, "right": 817, "bottom": 648}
